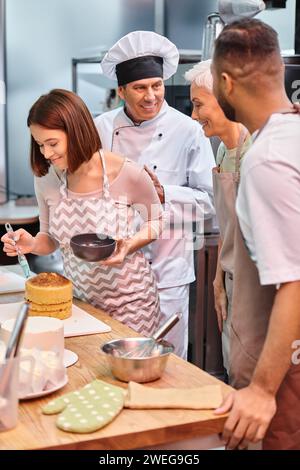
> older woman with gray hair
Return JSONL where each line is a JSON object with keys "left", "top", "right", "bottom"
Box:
{"left": 185, "top": 60, "right": 251, "bottom": 377}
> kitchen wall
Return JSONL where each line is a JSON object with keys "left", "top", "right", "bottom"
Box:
{"left": 6, "top": 0, "right": 154, "bottom": 196}
{"left": 165, "top": 0, "right": 218, "bottom": 50}
{"left": 258, "top": 0, "right": 296, "bottom": 52}
{"left": 5, "top": 0, "right": 297, "bottom": 196}
{"left": 0, "top": 0, "right": 6, "bottom": 203}
{"left": 165, "top": 0, "right": 295, "bottom": 51}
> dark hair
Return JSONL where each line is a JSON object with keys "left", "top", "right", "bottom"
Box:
{"left": 27, "top": 89, "right": 101, "bottom": 176}
{"left": 214, "top": 18, "right": 280, "bottom": 76}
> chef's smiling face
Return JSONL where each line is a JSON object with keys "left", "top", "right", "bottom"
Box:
{"left": 30, "top": 124, "right": 68, "bottom": 170}
{"left": 118, "top": 77, "right": 165, "bottom": 123}
{"left": 190, "top": 82, "right": 228, "bottom": 138}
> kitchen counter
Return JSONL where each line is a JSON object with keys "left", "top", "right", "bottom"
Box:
{"left": 0, "top": 200, "right": 39, "bottom": 225}
{"left": 0, "top": 269, "right": 231, "bottom": 450}
{"left": 0, "top": 202, "right": 39, "bottom": 266}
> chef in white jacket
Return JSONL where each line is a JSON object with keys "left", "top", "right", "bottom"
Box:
{"left": 95, "top": 31, "right": 215, "bottom": 359}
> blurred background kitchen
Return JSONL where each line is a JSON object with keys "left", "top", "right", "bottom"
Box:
{"left": 0, "top": 0, "right": 299, "bottom": 374}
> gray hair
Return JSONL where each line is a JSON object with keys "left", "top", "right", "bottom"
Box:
{"left": 184, "top": 59, "right": 213, "bottom": 92}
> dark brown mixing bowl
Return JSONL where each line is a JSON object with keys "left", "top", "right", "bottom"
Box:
{"left": 70, "top": 233, "right": 116, "bottom": 262}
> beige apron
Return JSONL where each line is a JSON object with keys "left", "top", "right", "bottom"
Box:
{"left": 230, "top": 106, "right": 300, "bottom": 450}
{"left": 212, "top": 128, "right": 247, "bottom": 372}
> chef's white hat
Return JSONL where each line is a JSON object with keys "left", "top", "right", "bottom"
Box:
{"left": 100, "top": 31, "right": 179, "bottom": 86}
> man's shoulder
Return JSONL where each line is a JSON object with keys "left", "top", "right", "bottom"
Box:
{"left": 167, "top": 105, "right": 196, "bottom": 124}
{"left": 166, "top": 105, "right": 201, "bottom": 137}
{"left": 259, "top": 113, "right": 300, "bottom": 144}
{"left": 242, "top": 115, "right": 300, "bottom": 175}
{"left": 94, "top": 107, "right": 123, "bottom": 127}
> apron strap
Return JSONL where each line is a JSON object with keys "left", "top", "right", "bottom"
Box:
{"left": 235, "top": 126, "right": 248, "bottom": 175}
{"left": 59, "top": 170, "right": 68, "bottom": 198}
{"left": 99, "top": 149, "right": 110, "bottom": 200}
{"left": 61, "top": 152, "right": 111, "bottom": 200}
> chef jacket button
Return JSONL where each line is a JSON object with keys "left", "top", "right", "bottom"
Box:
{"left": 153, "top": 165, "right": 157, "bottom": 170}
{"left": 158, "top": 133, "right": 163, "bottom": 138}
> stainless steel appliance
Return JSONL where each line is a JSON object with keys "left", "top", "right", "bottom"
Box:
{"left": 265, "top": 0, "right": 287, "bottom": 7}
{"left": 202, "top": 13, "right": 224, "bottom": 61}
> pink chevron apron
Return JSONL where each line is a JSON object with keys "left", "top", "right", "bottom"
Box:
{"left": 49, "top": 150, "right": 161, "bottom": 337}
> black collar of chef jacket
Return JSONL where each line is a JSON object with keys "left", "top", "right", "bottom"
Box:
{"left": 110, "top": 100, "right": 168, "bottom": 150}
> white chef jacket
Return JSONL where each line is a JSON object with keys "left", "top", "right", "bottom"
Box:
{"left": 95, "top": 100, "right": 215, "bottom": 288}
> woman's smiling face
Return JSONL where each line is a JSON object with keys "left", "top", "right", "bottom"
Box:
{"left": 190, "top": 83, "right": 228, "bottom": 138}
{"left": 30, "top": 124, "right": 68, "bottom": 170}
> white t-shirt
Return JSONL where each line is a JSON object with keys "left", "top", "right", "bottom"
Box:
{"left": 236, "top": 113, "right": 300, "bottom": 286}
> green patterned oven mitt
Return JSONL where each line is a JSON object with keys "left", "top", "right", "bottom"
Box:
{"left": 42, "top": 379, "right": 126, "bottom": 433}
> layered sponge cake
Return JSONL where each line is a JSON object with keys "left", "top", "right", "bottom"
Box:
{"left": 25, "top": 272, "right": 73, "bottom": 320}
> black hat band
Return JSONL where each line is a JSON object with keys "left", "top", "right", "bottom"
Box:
{"left": 116, "top": 55, "right": 163, "bottom": 86}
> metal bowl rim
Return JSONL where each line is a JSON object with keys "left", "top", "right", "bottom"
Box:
{"left": 101, "top": 337, "right": 174, "bottom": 359}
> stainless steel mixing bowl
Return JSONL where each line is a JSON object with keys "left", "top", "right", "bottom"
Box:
{"left": 101, "top": 337, "right": 174, "bottom": 383}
